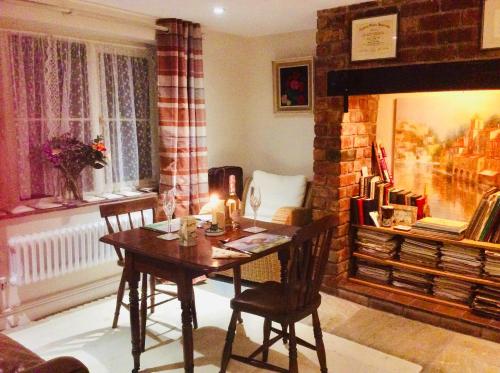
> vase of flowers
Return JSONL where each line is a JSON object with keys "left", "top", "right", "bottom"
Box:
{"left": 43, "top": 133, "right": 107, "bottom": 202}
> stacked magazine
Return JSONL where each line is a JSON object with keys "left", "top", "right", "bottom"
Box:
{"left": 484, "top": 250, "right": 500, "bottom": 279}
{"left": 472, "top": 286, "right": 500, "bottom": 320}
{"left": 355, "top": 260, "right": 391, "bottom": 284}
{"left": 399, "top": 238, "right": 441, "bottom": 268}
{"left": 355, "top": 228, "right": 399, "bottom": 259}
{"left": 412, "top": 217, "right": 468, "bottom": 240}
{"left": 439, "top": 244, "right": 482, "bottom": 277}
{"left": 433, "top": 276, "right": 474, "bottom": 304}
{"left": 392, "top": 268, "right": 433, "bottom": 294}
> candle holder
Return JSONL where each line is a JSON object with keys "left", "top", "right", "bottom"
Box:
{"left": 205, "top": 222, "right": 225, "bottom": 237}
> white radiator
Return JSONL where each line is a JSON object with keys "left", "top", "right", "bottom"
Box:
{"left": 8, "top": 213, "right": 149, "bottom": 286}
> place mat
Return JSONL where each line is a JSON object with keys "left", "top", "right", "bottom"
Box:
{"left": 242, "top": 226, "right": 267, "bottom": 233}
{"left": 211, "top": 247, "right": 250, "bottom": 259}
{"left": 224, "top": 233, "right": 291, "bottom": 254}
{"left": 144, "top": 219, "right": 180, "bottom": 233}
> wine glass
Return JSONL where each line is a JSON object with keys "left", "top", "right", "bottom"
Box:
{"left": 162, "top": 188, "right": 178, "bottom": 240}
{"left": 249, "top": 186, "right": 261, "bottom": 230}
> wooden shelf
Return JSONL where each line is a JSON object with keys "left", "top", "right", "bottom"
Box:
{"left": 349, "top": 277, "right": 470, "bottom": 310}
{"left": 353, "top": 224, "right": 500, "bottom": 252}
{"left": 353, "top": 252, "right": 500, "bottom": 288}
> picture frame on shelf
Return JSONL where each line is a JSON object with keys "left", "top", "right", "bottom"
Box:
{"left": 481, "top": 0, "right": 500, "bottom": 49}
{"left": 391, "top": 204, "right": 417, "bottom": 226}
{"left": 351, "top": 13, "right": 398, "bottom": 62}
{"left": 272, "top": 57, "right": 313, "bottom": 113}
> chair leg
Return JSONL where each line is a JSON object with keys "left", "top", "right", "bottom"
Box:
{"left": 219, "top": 310, "right": 238, "bottom": 373}
{"left": 112, "top": 270, "right": 127, "bottom": 329}
{"left": 281, "top": 322, "right": 288, "bottom": 344}
{"left": 191, "top": 287, "right": 198, "bottom": 329}
{"left": 149, "top": 276, "right": 156, "bottom": 314}
{"left": 140, "top": 273, "right": 148, "bottom": 352}
{"left": 262, "top": 318, "right": 271, "bottom": 362}
{"left": 288, "top": 323, "right": 298, "bottom": 373}
{"left": 312, "top": 310, "right": 328, "bottom": 373}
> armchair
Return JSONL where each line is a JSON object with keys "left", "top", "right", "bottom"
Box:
{"left": 221, "top": 170, "right": 312, "bottom": 282}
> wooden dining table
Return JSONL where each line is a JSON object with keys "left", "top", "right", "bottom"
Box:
{"left": 99, "top": 218, "right": 298, "bottom": 373}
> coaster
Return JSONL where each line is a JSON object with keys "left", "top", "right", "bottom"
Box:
{"left": 243, "top": 226, "right": 267, "bottom": 233}
{"left": 157, "top": 232, "right": 179, "bottom": 241}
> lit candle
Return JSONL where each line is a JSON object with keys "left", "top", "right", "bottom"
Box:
{"left": 209, "top": 194, "right": 219, "bottom": 225}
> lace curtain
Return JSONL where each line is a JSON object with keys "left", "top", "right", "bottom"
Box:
{"left": 5, "top": 33, "right": 92, "bottom": 200}
{"left": 97, "top": 47, "right": 156, "bottom": 192}
{"left": 0, "top": 31, "right": 157, "bottom": 206}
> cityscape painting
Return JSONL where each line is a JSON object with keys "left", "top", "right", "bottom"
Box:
{"left": 393, "top": 91, "right": 500, "bottom": 221}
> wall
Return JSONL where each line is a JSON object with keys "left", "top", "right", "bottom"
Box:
{"left": 314, "top": 0, "right": 500, "bottom": 291}
{"left": 204, "top": 29, "right": 317, "bottom": 179}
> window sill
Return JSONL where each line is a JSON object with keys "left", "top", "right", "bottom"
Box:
{"left": 0, "top": 192, "right": 158, "bottom": 222}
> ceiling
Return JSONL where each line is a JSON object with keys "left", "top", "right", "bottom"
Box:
{"left": 82, "top": 0, "right": 365, "bottom": 37}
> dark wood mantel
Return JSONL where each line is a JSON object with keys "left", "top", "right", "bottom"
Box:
{"left": 327, "top": 59, "right": 500, "bottom": 96}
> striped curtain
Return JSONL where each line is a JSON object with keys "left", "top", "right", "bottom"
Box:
{"left": 156, "top": 19, "right": 209, "bottom": 216}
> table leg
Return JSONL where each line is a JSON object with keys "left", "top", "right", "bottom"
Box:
{"left": 278, "top": 250, "right": 289, "bottom": 343}
{"left": 126, "top": 258, "right": 141, "bottom": 373}
{"left": 233, "top": 265, "right": 243, "bottom": 323}
{"left": 178, "top": 273, "right": 195, "bottom": 373}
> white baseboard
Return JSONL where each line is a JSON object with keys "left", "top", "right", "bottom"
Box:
{"left": 0, "top": 274, "right": 121, "bottom": 330}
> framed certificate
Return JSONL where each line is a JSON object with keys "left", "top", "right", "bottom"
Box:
{"left": 351, "top": 13, "right": 398, "bottom": 62}
{"left": 481, "top": 0, "right": 500, "bottom": 49}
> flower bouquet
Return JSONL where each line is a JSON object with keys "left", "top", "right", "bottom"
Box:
{"left": 43, "top": 133, "right": 107, "bottom": 201}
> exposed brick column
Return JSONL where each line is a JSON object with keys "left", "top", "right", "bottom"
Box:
{"left": 313, "top": 94, "right": 378, "bottom": 291}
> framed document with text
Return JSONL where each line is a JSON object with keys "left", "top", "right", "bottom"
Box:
{"left": 351, "top": 13, "right": 398, "bottom": 62}
{"left": 481, "top": 0, "right": 500, "bottom": 49}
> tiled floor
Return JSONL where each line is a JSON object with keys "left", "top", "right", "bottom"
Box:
{"left": 6, "top": 279, "right": 421, "bottom": 373}
{"left": 204, "top": 278, "right": 500, "bottom": 373}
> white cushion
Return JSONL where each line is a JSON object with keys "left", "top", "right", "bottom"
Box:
{"left": 244, "top": 170, "right": 307, "bottom": 222}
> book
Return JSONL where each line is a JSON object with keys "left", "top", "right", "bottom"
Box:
{"left": 224, "top": 233, "right": 291, "bottom": 254}
{"left": 413, "top": 217, "right": 468, "bottom": 234}
{"left": 466, "top": 188, "right": 499, "bottom": 242}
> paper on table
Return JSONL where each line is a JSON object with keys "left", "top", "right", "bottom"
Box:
{"left": 82, "top": 195, "right": 107, "bottom": 202}
{"left": 211, "top": 247, "right": 250, "bottom": 259}
{"left": 144, "top": 218, "right": 181, "bottom": 233}
{"left": 98, "top": 193, "right": 124, "bottom": 200}
{"left": 31, "top": 201, "right": 63, "bottom": 209}
{"left": 243, "top": 226, "right": 267, "bottom": 233}
{"left": 10, "top": 205, "right": 35, "bottom": 214}
{"left": 224, "top": 233, "right": 291, "bottom": 254}
{"left": 119, "top": 191, "right": 143, "bottom": 197}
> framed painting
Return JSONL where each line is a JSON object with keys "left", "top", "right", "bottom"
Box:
{"left": 272, "top": 57, "right": 313, "bottom": 113}
{"left": 351, "top": 13, "right": 398, "bottom": 62}
{"left": 481, "top": 0, "right": 500, "bottom": 49}
{"left": 392, "top": 91, "right": 500, "bottom": 221}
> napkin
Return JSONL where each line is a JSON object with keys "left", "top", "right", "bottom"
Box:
{"left": 211, "top": 247, "right": 250, "bottom": 259}
{"left": 9, "top": 205, "right": 35, "bottom": 214}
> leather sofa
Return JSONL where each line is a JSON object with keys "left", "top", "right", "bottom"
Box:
{"left": 0, "top": 333, "right": 88, "bottom": 373}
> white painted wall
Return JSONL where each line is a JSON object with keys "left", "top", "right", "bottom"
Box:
{"left": 204, "top": 30, "right": 316, "bottom": 179}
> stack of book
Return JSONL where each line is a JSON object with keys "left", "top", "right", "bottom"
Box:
{"left": 392, "top": 268, "right": 433, "bottom": 294}
{"left": 411, "top": 217, "right": 468, "bottom": 240}
{"left": 355, "top": 228, "right": 398, "bottom": 259}
{"left": 439, "top": 244, "right": 483, "bottom": 277}
{"left": 433, "top": 276, "right": 474, "bottom": 304}
{"left": 355, "top": 260, "right": 391, "bottom": 284}
{"left": 484, "top": 250, "right": 500, "bottom": 279}
{"left": 471, "top": 286, "right": 500, "bottom": 320}
{"left": 465, "top": 188, "right": 500, "bottom": 243}
{"left": 399, "top": 238, "right": 441, "bottom": 268}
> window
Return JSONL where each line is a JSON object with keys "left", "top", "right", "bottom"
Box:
{"left": 0, "top": 31, "right": 158, "bottom": 202}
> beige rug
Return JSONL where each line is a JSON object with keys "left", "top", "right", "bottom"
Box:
{"left": 6, "top": 286, "right": 422, "bottom": 372}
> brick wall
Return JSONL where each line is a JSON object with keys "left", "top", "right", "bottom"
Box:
{"left": 315, "top": 0, "right": 500, "bottom": 292}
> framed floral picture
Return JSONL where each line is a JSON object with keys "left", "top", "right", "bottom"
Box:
{"left": 272, "top": 57, "right": 313, "bottom": 113}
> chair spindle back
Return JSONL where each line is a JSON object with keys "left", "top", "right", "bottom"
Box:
{"left": 286, "top": 215, "right": 335, "bottom": 312}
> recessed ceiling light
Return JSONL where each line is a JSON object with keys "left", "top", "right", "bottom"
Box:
{"left": 213, "top": 6, "right": 225, "bottom": 15}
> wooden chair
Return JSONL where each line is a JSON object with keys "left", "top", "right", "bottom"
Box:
{"left": 99, "top": 195, "right": 198, "bottom": 351}
{"left": 219, "top": 215, "right": 335, "bottom": 373}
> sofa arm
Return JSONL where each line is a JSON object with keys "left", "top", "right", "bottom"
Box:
{"left": 24, "top": 357, "right": 89, "bottom": 373}
{"left": 272, "top": 207, "right": 312, "bottom": 226}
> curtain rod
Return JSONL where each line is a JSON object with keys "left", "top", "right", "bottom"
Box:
{"left": 0, "top": 27, "right": 155, "bottom": 50}
{"left": 7, "top": 0, "right": 170, "bottom": 32}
